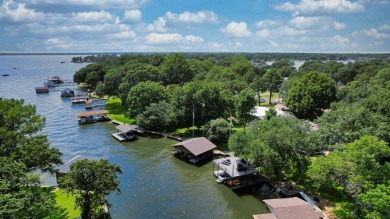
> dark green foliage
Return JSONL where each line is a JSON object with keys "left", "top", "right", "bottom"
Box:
{"left": 127, "top": 81, "right": 167, "bottom": 118}
{"left": 229, "top": 117, "right": 316, "bottom": 177}
{"left": 204, "top": 118, "right": 231, "bottom": 145}
{"left": 235, "top": 88, "right": 257, "bottom": 128}
{"left": 308, "top": 136, "right": 390, "bottom": 217}
{"left": 261, "top": 68, "right": 283, "bottom": 104}
{"left": 286, "top": 71, "right": 336, "bottom": 119}
{"left": 136, "top": 101, "right": 177, "bottom": 131}
{"left": 162, "top": 53, "right": 193, "bottom": 85}
{"left": 58, "top": 159, "right": 122, "bottom": 219}
{"left": 0, "top": 98, "right": 64, "bottom": 218}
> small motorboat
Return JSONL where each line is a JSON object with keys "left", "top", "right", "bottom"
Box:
{"left": 2, "top": 74, "right": 10, "bottom": 76}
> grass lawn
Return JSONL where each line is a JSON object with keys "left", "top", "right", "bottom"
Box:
{"left": 106, "top": 97, "right": 135, "bottom": 124}
{"left": 54, "top": 189, "right": 80, "bottom": 218}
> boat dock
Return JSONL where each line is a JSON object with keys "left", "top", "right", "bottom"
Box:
{"left": 112, "top": 133, "right": 127, "bottom": 141}
{"left": 76, "top": 110, "right": 110, "bottom": 125}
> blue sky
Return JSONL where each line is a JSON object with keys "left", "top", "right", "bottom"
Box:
{"left": 0, "top": 0, "right": 389, "bottom": 53}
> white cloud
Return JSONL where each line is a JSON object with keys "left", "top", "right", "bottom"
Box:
{"left": 26, "top": 0, "right": 148, "bottom": 9}
{"left": 288, "top": 16, "right": 322, "bottom": 29}
{"left": 165, "top": 10, "right": 218, "bottom": 24}
{"left": 221, "top": 21, "right": 251, "bottom": 37}
{"left": 256, "top": 29, "right": 271, "bottom": 38}
{"left": 255, "top": 19, "right": 278, "bottom": 28}
{"left": 353, "top": 28, "right": 389, "bottom": 39}
{"left": 275, "top": 0, "right": 365, "bottom": 15}
{"left": 107, "top": 30, "right": 137, "bottom": 39}
{"left": 0, "top": 0, "right": 45, "bottom": 23}
{"left": 147, "top": 17, "right": 167, "bottom": 32}
{"left": 379, "top": 24, "right": 390, "bottom": 31}
{"left": 123, "top": 10, "right": 142, "bottom": 22}
{"left": 334, "top": 22, "right": 346, "bottom": 30}
{"left": 145, "top": 32, "right": 204, "bottom": 44}
{"left": 71, "top": 10, "right": 115, "bottom": 23}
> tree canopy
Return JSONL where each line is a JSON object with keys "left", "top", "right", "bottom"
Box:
{"left": 58, "top": 159, "right": 122, "bottom": 219}
{"left": 286, "top": 71, "right": 336, "bottom": 119}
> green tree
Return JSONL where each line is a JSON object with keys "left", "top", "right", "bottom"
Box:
{"left": 85, "top": 71, "right": 100, "bottom": 88}
{"left": 58, "top": 159, "right": 122, "bottom": 219}
{"left": 229, "top": 117, "right": 315, "bottom": 177}
{"left": 286, "top": 71, "right": 336, "bottom": 119}
{"left": 204, "top": 118, "right": 231, "bottom": 145}
{"left": 136, "top": 101, "right": 177, "bottom": 131}
{"left": 235, "top": 88, "right": 256, "bottom": 129}
{"left": 162, "top": 53, "right": 193, "bottom": 85}
{"left": 307, "top": 136, "right": 390, "bottom": 217}
{"left": 261, "top": 68, "right": 283, "bottom": 104}
{"left": 102, "top": 68, "right": 125, "bottom": 97}
{"left": 127, "top": 81, "right": 167, "bottom": 118}
{"left": 0, "top": 98, "right": 64, "bottom": 218}
{"left": 360, "top": 181, "right": 390, "bottom": 219}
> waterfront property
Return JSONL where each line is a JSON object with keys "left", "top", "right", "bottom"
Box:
{"left": 61, "top": 88, "right": 75, "bottom": 97}
{"left": 71, "top": 96, "right": 91, "bottom": 104}
{"left": 172, "top": 137, "right": 217, "bottom": 163}
{"left": 55, "top": 155, "right": 95, "bottom": 183}
{"left": 213, "top": 157, "right": 260, "bottom": 189}
{"left": 48, "top": 76, "right": 64, "bottom": 84}
{"left": 112, "top": 124, "right": 142, "bottom": 142}
{"left": 76, "top": 110, "right": 110, "bottom": 125}
{"left": 35, "top": 86, "right": 49, "bottom": 93}
{"left": 252, "top": 197, "right": 325, "bottom": 219}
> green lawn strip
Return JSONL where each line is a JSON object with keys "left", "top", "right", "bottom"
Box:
{"left": 54, "top": 189, "right": 81, "bottom": 218}
{"left": 105, "top": 97, "right": 135, "bottom": 124}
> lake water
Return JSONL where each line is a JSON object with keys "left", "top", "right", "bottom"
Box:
{"left": 0, "top": 55, "right": 275, "bottom": 218}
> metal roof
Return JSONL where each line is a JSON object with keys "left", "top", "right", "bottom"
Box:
{"left": 115, "top": 124, "right": 139, "bottom": 133}
{"left": 76, "top": 110, "right": 108, "bottom": 117}
{"left": 213, "top": 157, "right": 257, "bottom": 178}
{"left": 172, "top": 137, "right": 216, "bottom": 156}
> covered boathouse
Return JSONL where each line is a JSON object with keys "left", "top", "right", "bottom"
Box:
{"left": 252, "top": 197, "right": 326, "bottom": 219}
{"left": 213, "top": 157, "right": 259, "bottom": 189}
{"left": 76, "top": 110, "right": 110, "bottom": 125}
{"left": 172, "top": 137, "right": 217, "bottom": 163}
{"left": 112, "top": 124, "right": 142, "bottom": 141}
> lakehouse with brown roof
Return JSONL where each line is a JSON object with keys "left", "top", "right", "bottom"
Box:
{"left": 172, "top": 137, "right": 217, "bottom": 163}
{"left": 76, "top": 110, "right": 110, "bottom": 125}
{"left": 253, "top": 197, "right": 326, "bottom": 219}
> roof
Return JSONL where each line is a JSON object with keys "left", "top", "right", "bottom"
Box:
{"left": 35, "top": 87, "right": 49, "bottom": 90}
{"left": 261, "top": 197, "right": 325, "bottom": 219}
{"left": 76, "top": 110, "right": 108, "bottom": 117}
{"left": 70, "top": 96, "right": 90, "bottom": 100}
{"left": 172, "top": 137, "right": 216, "bottom": 156}
{"left": 253, "top": 213, "right": 278, "bottom": 219}
{"left": 212, "top": 157, "right": 257, "bottom": 177}
{"left": 115, "top": 124, "right": 139, "bottom": 133}
{"left": 61, "top": 88, "right": 74, "bottom": 92}
{"left": 57, "top": 155, "right": 98, "bottom": 173}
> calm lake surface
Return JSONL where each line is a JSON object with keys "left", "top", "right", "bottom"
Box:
{"left": 0, "top": 55, "right": 275, "bottom": 218}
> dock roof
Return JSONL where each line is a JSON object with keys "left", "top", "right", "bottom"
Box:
{"left": 213, "top": 157, "right": 257, "bottom": 178}
{"left": 253, "top": 197, "right": 325, "bottom": 219}
{"left": 76, "top": 110, "right": 108, "bottom": 117}
{"left": 115, "top": 124, "right": 139, "bottom": 133}
{"left": 172, "top": 137, "right": 216, "bottom": 156}
{"left": 70, "top": 96, "right": 90, "bottom": 100}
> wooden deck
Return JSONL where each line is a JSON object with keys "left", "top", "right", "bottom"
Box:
{"left": 111, "top": 133, "right": 126, "bottom": 142}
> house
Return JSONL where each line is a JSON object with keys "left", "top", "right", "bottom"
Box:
{"left": 172, "top": 137, "right": 217, "bottom": 163}
{"left": 76, "top": 110, "right": 110, "bottom": 125}
{"left": 253, "top": 197, "right": 326, "bottom": 219}
{"left": 61, "top": 88, "right": 75, "bottom": 97}
{"left": 111, "top": 124, "right": 142, "bottom": 141}
{"left": 212, "top": 156, "right": 259, "bottom": 189}
{"left": 35, "top": 87, "right": 49, "bottom": 93}
{"left": 56, "top": 155, "right": 100, "bottom": 184}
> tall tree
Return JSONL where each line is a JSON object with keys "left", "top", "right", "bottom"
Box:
{"left": 126, "top": 81, "right": 167, "bottom": 118}
{"left": 261, "top": 68, "right": 283, "bottom": 104}
{"left": 0, "top": 98, "right": 64, "bottom": 218}
{"left": 286, "top": 71, "right": 336, "bottom": 119}
{"left": 59, "top": 159, "right": 122, "bottom": 219}
{"left": 162, "top": 53, "right": 193, "bottom": 85}
{"left": 235, "top": 88, "right": 256, "bottom": 129}
{"left": 204, "top": 118, "right": 231, "bottom": 145}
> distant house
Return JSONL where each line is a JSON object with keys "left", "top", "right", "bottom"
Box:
{"left": 253, "top": 197, "right": 325, "bottom": 219}
{"left": 111, "top": 124, "right": 142, "bottom": 142}
{"left": 172, "top": 137, "right": 217, "bottom": 163}
{"left": 55, "top": 155, "right": 98, "bottom": 184}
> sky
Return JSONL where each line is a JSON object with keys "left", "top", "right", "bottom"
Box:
{"left": 0, "top": 0, "right": 389, "bottom": 53}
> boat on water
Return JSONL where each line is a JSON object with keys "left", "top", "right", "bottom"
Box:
{"left": 61, "top": 88, "right": 75, "bottom": 97}
{"left": 2, "top": 74, "right": 10, "bottom": 76}
{"left": 47, "top": 76, "right": 64, "bottom": 84}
